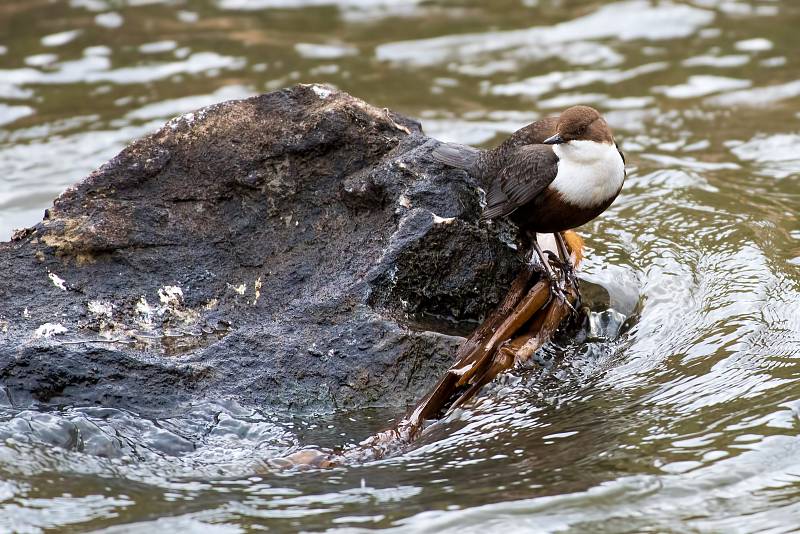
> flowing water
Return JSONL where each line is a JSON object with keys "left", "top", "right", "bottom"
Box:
{"left": 1, "top": 0, "right": 800, "bottom": 532}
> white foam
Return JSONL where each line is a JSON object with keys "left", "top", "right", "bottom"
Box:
{"left": 653, "top": 75, "right": 750, "bottom": 99}
{"left": 735, "top": 38, "right": 773, "bottom": 52}
{"left": 682, "top": 54, "right": 749, "bottom": 68}
{"left": 376, "top": 1, "right": 713, "bottom": 66}
{"left": 24, "top": 54, "right": 59, "bottom": 67}
{"left": 537, "top": 93, "right": 606, "bottom": 109}
{"left": 84, "top": 45, "right": 111, "bottom": 57}
{"left": 41, "top": 30, "right": 82, "bottom": 47}
{"left": 295, "top": 43, "right": 357, "bottom": 59}
{"left": 216, "top": 0, "right": 420, "bottom": 8}
{"left": 0, "top": 104, "right": 34, "bottom": 127}
{"left": 0, "top": 52, "right": 245, "bottom": 87}
{"left": 706, "top": 80, "right": 800, "bottom": 107}
{"left": 138, "top": 41, "right": 178, "bottom": 54}
{"left": 730, "top": 134, "right": 800, "bottom": 179}
{"left": 126, "top": 85, "right": 253, "bottom": 121}
{"left": 491, "top": 63, "right": 666, "bottom": 100}
{"left": 95, "top": 12, "right": 124, "bottom": 28}
{"left": 422, "top": 116, "right": 534, "bottom": 145}
{"left": 177, "top": 11, "right": 199, "bottom": 23}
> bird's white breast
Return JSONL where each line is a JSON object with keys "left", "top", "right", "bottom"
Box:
{"left": 551, "top": 140, "right": 625, "bottom": 209}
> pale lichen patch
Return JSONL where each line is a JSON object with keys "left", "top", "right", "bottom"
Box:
{"left": 48, "top": 271, "right": 67, "bottom": 291}
{"left": 135, "top": 296, "right": 154, "bottom": 328}
{"left": 168, "top": 111, "right": 194, "bottom": 130}
{"left": 158, "top": 285, "right": 184, "bottom": 306}
{"left": 88, "top": 300, "right": 113, "bottom": 317}
{"left": 34, "top": 323, "right": 68, "bottom": 338}
{"left": 229, "top": 283, "right": 247, "bottom": 295}
{"left": 310, "top": 84, "right": 333, "bottom": 99}
{"left": 432, "top": 214, "right": 455, "bottom": 225}
{"left": 76, "top": 253, "right": 97, "bottom": 265}
{"left": 253, "top": 277, "right": 262, "bottom": 306}
{"left": 40, "top": 217, "right": 93, "bottom": 255}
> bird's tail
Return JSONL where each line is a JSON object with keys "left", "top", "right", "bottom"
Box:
{"left": 431, "top": 142, "right": 480, "bottom": 171}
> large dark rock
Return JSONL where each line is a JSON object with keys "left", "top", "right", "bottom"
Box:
{"left": 0, "top": 85, "right": 524, "bottom": 415}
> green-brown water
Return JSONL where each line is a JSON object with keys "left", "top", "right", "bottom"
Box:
{"left": 1, "top": 0, "right": 800, "bottom": 532}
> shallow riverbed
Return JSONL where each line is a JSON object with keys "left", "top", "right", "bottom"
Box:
{"left": 1, "top": 0, "right": 800, "bottom": 532}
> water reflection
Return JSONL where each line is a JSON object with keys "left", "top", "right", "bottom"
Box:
{"left": 1, "top": 0, "right": 800, "bottom": 531}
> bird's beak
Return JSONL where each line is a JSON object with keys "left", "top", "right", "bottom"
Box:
{"left": 543, "top": 133, "right": 565, "bottom": 145}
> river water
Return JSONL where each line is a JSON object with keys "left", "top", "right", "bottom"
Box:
{"left": 1, "top": 0, "right": 799, "bottom": 532}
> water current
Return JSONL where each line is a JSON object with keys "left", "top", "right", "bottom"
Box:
{"left": 1, "top": 0, "right": 799, "bottom": 532}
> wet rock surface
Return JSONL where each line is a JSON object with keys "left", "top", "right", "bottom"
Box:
{"left": 0, "top": 84, "right": 524, "bottom": 415}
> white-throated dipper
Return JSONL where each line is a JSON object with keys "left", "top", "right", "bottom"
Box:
{"left": 432, "top": 105, "right": 625, "bottom": 292}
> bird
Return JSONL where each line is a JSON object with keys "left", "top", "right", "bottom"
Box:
{"left": 432, "top": 105, "right": 625, "bottom": 294}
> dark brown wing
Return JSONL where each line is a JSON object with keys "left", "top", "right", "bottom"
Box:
{"left": 482, "top": 145, "right": 559, "bottom": 220}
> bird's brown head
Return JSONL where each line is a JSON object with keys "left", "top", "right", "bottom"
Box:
{"left": 543, "top": 105, "right": 614, "bottom": 145}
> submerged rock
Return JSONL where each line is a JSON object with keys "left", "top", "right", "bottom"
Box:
{"left": 0, "top": 84, "right": 524, "bottom": 415}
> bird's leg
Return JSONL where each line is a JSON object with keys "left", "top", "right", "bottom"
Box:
{"left": 530, "top": 234, "right": 570, "bottom": 304}
{"left": 554, "top": 231, "right": 581, "bottom": 311}
{"left": 529, "top": 235, "right": 555, "bottom": 280}
{"left": 554, "top": 232, "right": 579, "bottom": 289}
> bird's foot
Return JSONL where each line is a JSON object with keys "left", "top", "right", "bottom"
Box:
{"left": 561, "top": 261, "right": 581, "bottom": 299}
{"left": 530, "top": 239, "right": 580, "bottom": 314}
{"left": 533, "top": 258, "right": 575, "bottom": 313}
{"left": 554, "top": 285, "right": 578, "bottom": 315}
{"left": 550, "top": 250, "right": 581, "bottom": 294}
{"left": 541, "top": 252, "right": 581, "bottom": 314}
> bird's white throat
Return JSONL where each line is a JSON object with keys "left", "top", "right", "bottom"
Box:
{"left": 551, "top": 140, "right": 625, "bottom": 209}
